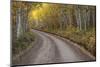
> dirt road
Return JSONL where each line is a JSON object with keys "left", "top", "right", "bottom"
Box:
{"left": 13, "top": 29, "right": 95, "bottom": 66}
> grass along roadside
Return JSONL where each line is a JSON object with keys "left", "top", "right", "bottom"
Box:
{"left": 12, "top": 31, "right": 35, "bottom": 61}
{"left": 39, "top": 27, "right": 96, "bottom": 57}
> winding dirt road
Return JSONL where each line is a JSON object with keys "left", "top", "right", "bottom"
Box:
{"left": 13, "top": 29, "right": 95, "bottom": 66}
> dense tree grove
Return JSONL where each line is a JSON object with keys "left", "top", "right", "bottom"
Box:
{"left": 12, "top": 1, "right": 33, "bottom": 39}
{"left": 29, "top": 3, "right": 96, "bottom": 32}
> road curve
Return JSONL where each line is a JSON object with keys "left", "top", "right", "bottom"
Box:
{"left": 13, "top": 29, "right": 95, "bottom": 65}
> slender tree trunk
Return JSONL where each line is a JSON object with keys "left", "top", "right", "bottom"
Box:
{"left": 78, "top": 8, "right": 82, "bottom": 31}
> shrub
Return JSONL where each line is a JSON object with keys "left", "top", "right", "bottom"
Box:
{"left": 12, "top": 32, "right": 35, "bottom": 55}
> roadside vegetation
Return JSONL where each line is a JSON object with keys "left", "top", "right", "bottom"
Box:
{"left": 43, "top": 27, "right": 96, "bottom": 56}
{"left": 12, "top": 32, "right": 35, "bottom": 56}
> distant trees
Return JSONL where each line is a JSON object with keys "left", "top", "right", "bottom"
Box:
{"left": 30, "top": 3, "right": 96, "bottom": 32}
{"left": 75, "top": 5, "right": 96, "bottom": 31}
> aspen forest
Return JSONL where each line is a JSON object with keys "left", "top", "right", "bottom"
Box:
{"left": 12, "top": 1, "right": 96, "bottom": 64}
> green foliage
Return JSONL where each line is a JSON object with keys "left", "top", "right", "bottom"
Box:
{"left": 12, "top": 32, "right": 35, "bottom": 55}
